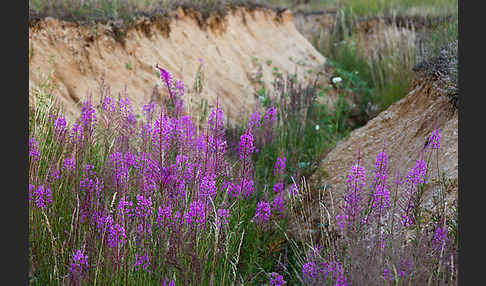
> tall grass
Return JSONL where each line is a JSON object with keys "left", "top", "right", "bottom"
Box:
{"left": 339, "top": 0, "right": 457, "bottom": 17}
{"left": 311, "top": 4, "right": 457, "bottom": 115}
{"left": 28, "top": 65, "right": 301, "bottom": 285}
{"left": 28, "top": 0, "right": 270, "bottom": 25}
{"left": 29, "top": 58, "right": 457, "bottom": 284}
{"left": 284, "top": 139, "right": 458, "bottom": 285}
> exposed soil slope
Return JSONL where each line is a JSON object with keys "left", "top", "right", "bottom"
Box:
{"left": 311, "top": 68, "right": 458, "bottom": 208}
{"left": 29, "top": 7, "right": 326, "bottom": 125}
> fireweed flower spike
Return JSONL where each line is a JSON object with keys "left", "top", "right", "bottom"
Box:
{"left": 29, "top": 137, "right": 40, "bottom": 161}
{"left": 155, "top": 64, "right": 174, "bottom": 101}
{"left": 432, "top": 225, "right": 449, "bottom": 253}
{"left": 70, "top": 249, "right": 89, "bottom": 277}
{"left": 302, "top": 261, "right": 317, "bottom": 282}
{"left": 337, "top": 158, "right": 366, "bottom": 230}
{"left": 426, "top": 128, "right": 442, "bottom": 151}
{"left": 54, "top": 115, "right": 67, "bottom": 138}
{"left": 274, "top": 155, "right": 286, "bottom": 177}
{"left": 134, "top": 252, "right": 151, "bottom": 272}
{"left": 269, "top": 272, "right": 286, "bottom": 286}
{"left": 248, "top": 111, "right": 262, "bottom": 129}
{"left": 217, "top": 208, "right": 230, "bottom": 227}
{"left": 401, "top": 157, "right": 428, "bottom": 226}
{"left": 163, "top": 277, "right": 176, "bottom": 286}
{"left": 271, "top": 195, "right": 285, "bottom": 215}
{"left": 31, "top": 185, "right": 53, "bottom": 209}
{"left": 254, "top": 200, "right": 271, "bottom": 223}
{"left": 372, "top": 150, "right": 391, "bottom": 211}
{"left": 264, "top": 106, "right": 277, "bottom": 122}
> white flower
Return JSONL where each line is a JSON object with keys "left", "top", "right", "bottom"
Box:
{"left": 332, "top": 77, "right": 343, "bottom": 84}
{"left": 315, "top": 125, "right": 320, "bottom": 131}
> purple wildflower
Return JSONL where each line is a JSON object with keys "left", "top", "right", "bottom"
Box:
{"left": 274, "top": 156, "right": 286, "bottom": 177}
{"left": 135, "top": 195, "right": 153, "bottom": 219}
{"left": 157, "top": 204, "right": 173, "bottom": 228}
{"left": 208, "top": 107, "right": 225, "bottom": 131}
{"left": 143, "top": 102, "right": 157, "bottom": 115}
{"left": 264, "top": 106, "right": 277, "bottom": 122}
{"left": 428, "top": 128, "right": 442, "bottom": 150}
{"left": 163, "top": 277, "right": 176, "bottom": 286}
{"left": 117, "top": 196, "right": 133, "bottom": 218}
{"left": 28, "top": 184, "right": 34, "bottom": 202}
{"left": 383, "top": 268, "right": 395, "bottom": 281}
{"left": 176, "top": 79, "right": 184, "bottom": 94}
{"left": 80, "top": 176, "right": 103, "bottom": 197}
{"left": 273, "top": 182, "right": 284, "bottom": 194}
{"left": 50, "top": 167, "right": 61, "bottom": 181}
{"left": 338, "top": 162, "right": 367, "bottom": 229}
{"left": 29, "top": 137, "right": 40, "bottom": 161}
{"left": 200, "top": 174, "right": 217, "bottom": 198}
{"left": 54, "top": 115, "right": 67, "bottom": 137}
{"left": 289, "top": 182, "right": 299, "bottom": 196}
{"left": 271, "top": 195, "right": 285, "bottom": 214}
{"left": 239, "top": 130, "right": 256, "bottom": 160}
{"left": 335, "top": 214, "right": 349, "bottom": 230}
{"left": 70, "top": 249, "right": 88, "bottom": 275}
{"left": 134, "top": 252, "right": 150, "bottom": 272}
{"left": 228, "top": 182, "right": 241, "bottom": 198}
{"left": 241, "top": 179, "right": 255, "bottom": 198}
{"left": 102, "top": 95, "right": 116, "bottom": 113}
{"left": 405, "top": 159, "right": 428, "bottom": 186}
{"left": 400, "top": 214, "right": 414, "bottom": 227}
{"left": 70, "top": 122, "right": 85, "bottom": 144}
{"left": 270, "top": 272, "right": 286, "bottom": 286}
{"left": 184, "top": 200, "right": 206, "bottom": 227}
{"left": 401, "top": 158, "right": 428, "bottom": 226}
{"left": 254, "top": 200, "right": 271, "bottom": 223}
{"left": 302, "top": 261, "right": 317, "bottom": 281}
{"left": 156, "top": 65, "right": 172, "bottom": 87}
{"left": 248, "top": 111, "right": 262, "bottom": 129}
{"left": 63, "top": 156, "right": 76, "bottom": 173}
{"left": 31, "top": 185, "right": 53, "bottom": 209}
{"left": 333, "top": 261, "right": 348, "bottom": 286}
{"left": 80, "top": 98, "right": 97, "bottom": 136}
{"left": 372, "top": 151, "right": 391, "bottom": 210}
{"left": 346, "top": 163, "right": 367, "bottom": 189}
{"left": 217, "top": 208, "right": 230, "bottom": 226}
{"left": 432, "top": 225, "right": 449, "bottom": 253}
{"left": 107, "top": 222, "right": 127, "bottom": 249}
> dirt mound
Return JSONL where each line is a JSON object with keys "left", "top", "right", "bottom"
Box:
{"left": 310, "top": 52, "right": 458, "bottom": 209}
{"left": 29, "top": 7, "right": 326, "bottom": 125}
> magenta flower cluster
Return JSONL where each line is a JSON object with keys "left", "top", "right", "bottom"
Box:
{"left": 302, "top": 259, "right": 347, "bottom": 286}
{"left": 427, "top": 128, "right": 442, "bottom": 151}
{"left": 274, "top": 156, "right": 286, "bottom": 177}
{"left": 70, "top": 249, "right": 89, "bottom": 275}
{"left": 29, "top": 137, "right": 40, "bottom": 161}
{"left": 254, "top": 200, "right": 271, "bottom": 223}
{"left": 336, "top": 162, "right": 367, "bottom": 230}
{"left": 269, "top": 272, "right": 286, "bottom": 286}
{"left": 134, "top": 252, "right": 151, "bottom": 272}
{"left": 29, "top": 184, "right": 53, "bottom": 209}
{"left": 432, "top": 225, "right": 449, "bottom": 253}
{"left": 217, "top": 208, "right": 230, "bottom": 226}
